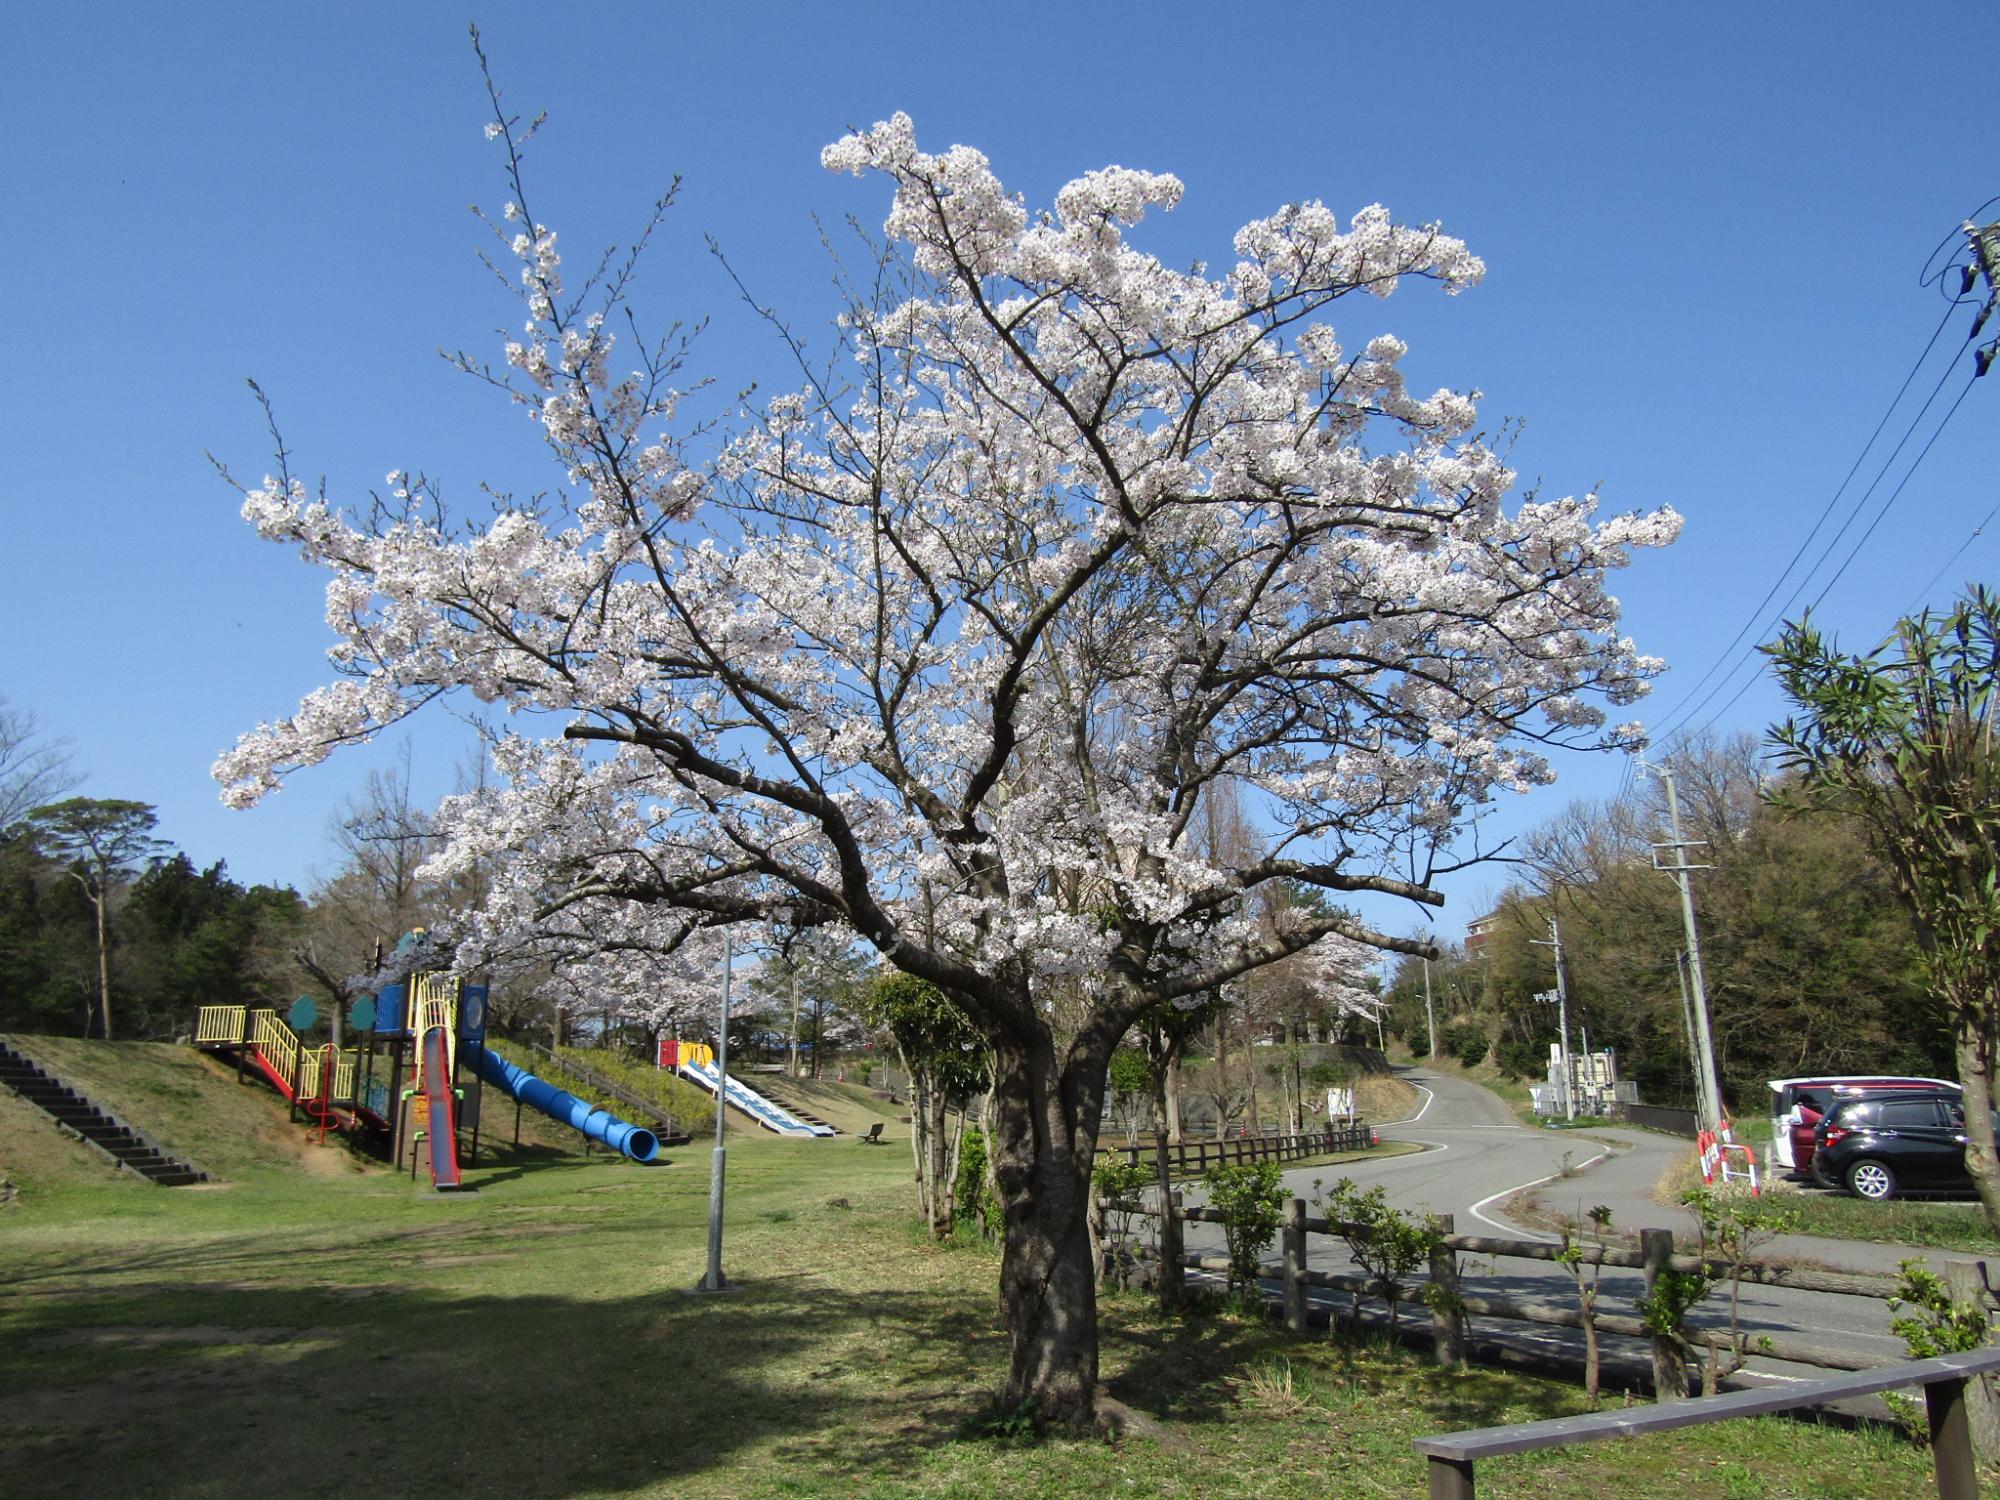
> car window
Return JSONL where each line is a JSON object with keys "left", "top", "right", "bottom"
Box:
{"left": 1876, "top": 1100, "right": 1942, "bottom": 1129}
{"left": 1832, "top": 1101, "right": 1876, "bottom": 1127}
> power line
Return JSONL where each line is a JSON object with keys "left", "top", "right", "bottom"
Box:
{"left": 1805, "top": 372, "right": 1980, "bottom": 614}
{"left": 1657, "top": 368, "right": 1981, "bottom": 748}
{"left": 1638, "top": 205, "right": 1997, "bottom": 757}
{"left": 1639, "top": 292, "right": 1971, "bottom": 740}
{"left": 1906, "top": 499, "right": 2000, "bottom": 616}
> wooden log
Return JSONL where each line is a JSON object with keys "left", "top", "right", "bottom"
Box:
{"left": 1431, "top": 1212, "right": 1464, "bottom": 1369}
{"left": 1642, "top": 1227, "right": 1688, "bottom": 1400}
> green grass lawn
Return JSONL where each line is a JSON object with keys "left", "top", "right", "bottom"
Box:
{"left": 0, "top": 1040, "right": 1964, "bottom": 1498}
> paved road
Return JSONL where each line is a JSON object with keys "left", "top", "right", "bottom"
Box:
{"left": 1173, "top": 1066, "right": 1969, "bottom": 1383}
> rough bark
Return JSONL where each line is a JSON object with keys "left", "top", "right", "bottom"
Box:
{"left": 986, "top": 1024, "right": 1108, "bottom": 1430}
{"left": 1148, "top": 1081, "right": 1182, "bottom": 1313}
{"left": 1164, "top": 1055, "right": 1183, "bottom": 1145}
{"left": 787, "top": 967, "right": 802, "bottom": 1079}
{"left": 1952, "top": 1012, "right": 2000, "bottom": 1239}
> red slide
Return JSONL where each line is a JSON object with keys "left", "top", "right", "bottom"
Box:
{"left": 421, "top": 1026, "right": 465, "bottom": 1191}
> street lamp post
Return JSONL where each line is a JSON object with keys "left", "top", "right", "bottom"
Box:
{"left": 699, "top": 929, "right": 733, "bottom": 1293}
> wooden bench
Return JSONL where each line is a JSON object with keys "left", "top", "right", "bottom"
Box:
{"left": 858, "top": 1122, "right": 884, "bottom": 1145}
{"left": 1413, "top": 1347, "right": 2000, "bottom": 1499}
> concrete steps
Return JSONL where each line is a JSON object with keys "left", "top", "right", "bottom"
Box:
{"left": 0, "top": 1040, "right": 211, "bottom": 1186}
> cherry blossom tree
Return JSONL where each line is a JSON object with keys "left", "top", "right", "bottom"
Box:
{"left": 217, "top": 85, "right": 1677, "bottom": 1427}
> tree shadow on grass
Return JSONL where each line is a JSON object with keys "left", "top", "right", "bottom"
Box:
{"left": 0, "top": 1262, "right": 1027, "bottom": 1499}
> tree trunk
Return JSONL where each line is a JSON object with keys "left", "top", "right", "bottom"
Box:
{"left": 1213, "top": 1026, "right": 1230, "bottom": 1143}
{"left": 90, "top": 887, "right": 112, "bottom": 1042}
{"left": 1165, "top": 1055, "right": 1182, "bottom": 1145}
{"left": 904, "top": 1057, "right": 935, "bottom": 1227}
{"left": 928, "top": 1091, "right": 952, "bottom": 1238}
{"left": 1583, "top": 1300, "right": 1600, "bottom": 1403}
{"left": 1954, "top": 1012, "right": 2000, "bottom": 1239}
{"left": 985, "top": 1026, "right": 1105, "bottom": 1431}
{"left": 787, "top": 966, "right": 802, "bottom": 1079}
{"left": 1148, "top": 1075, "right": 1182, "bottom": 1313}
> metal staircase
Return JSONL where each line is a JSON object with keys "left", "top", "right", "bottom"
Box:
{"left": 0, "top": 1039, "right": 210, "bottom": 1186}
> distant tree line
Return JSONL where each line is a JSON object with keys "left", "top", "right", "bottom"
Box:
{"left": 1381, "top": 733, "right": 1947, "bottom": 1109}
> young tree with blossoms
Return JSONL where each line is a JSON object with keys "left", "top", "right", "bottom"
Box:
{"left": 218, "top": 65, "right": 1677, "bottom": 1427}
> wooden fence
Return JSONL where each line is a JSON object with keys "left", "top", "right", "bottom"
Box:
{"left": 1115, "top": 1195, "right": 1990, "bottom": 1392}
{"left": 1097, "top": 1123, "right": 1374, "bottom": 1177}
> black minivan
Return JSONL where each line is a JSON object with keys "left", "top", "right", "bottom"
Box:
{"left": 1810, "top": 1090, "right": 1984, "bottom": 1202}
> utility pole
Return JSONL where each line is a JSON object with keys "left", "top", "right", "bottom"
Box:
{"left": 1578, "top": 1024, "right": 1592, "bottom": 1113}
{"left": 1531, "top": 917, "right": 1575, "bottom": 1122}
{"left": 1674, "top": 950, "right": 1707, "bottom": 1115}
{"left": 1422, "top": 953, "right": 1438, "bottom": 1061}
{"left": 1642, "top": 759, "right": 1725, "bottom": 1132}
{"left": 1966, "top": 219, "right": 2000, "bottom": 376}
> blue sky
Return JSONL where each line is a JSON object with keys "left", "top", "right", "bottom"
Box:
{"left": 4, "top": 4, "right": 1993, "bottom": 941}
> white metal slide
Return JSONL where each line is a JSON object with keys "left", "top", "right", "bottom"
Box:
{"left": 678, "top": 1059, "right": 836, "bottom": 1137}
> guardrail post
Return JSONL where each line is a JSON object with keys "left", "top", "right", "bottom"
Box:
{"left": 1430, "top": 1212, "right": 1463, "bottom": 1368}
{"left": 1282, "top": 1197, "right": 1307, "bottom": 1333}
{"left": 1641, "top": 1227, "right": 1687, "bottom": 1399}
{"left": 1160, "top": 1189, "right": 1185, "bottom": 1310}
{"left": 1945, "top": 1261, "right": 2000, "bottom": 1461}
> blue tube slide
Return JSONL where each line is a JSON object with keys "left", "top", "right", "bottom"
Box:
{"left": 475, "top": 1045, "right": 660, "bottom": 1163}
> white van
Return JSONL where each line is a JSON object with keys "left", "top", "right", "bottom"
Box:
{"left": 1768, "top": 1075, "right": 1958, "bottom": 1170}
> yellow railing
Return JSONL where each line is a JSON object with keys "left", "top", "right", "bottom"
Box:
{"left": 251, "top": 1010, "right": 299, "bottom": 1090}
{"left": 293, "top": 1044, "right": 364, "bottom": 1103}
{"left": 412, "top": 972, "right": 460, "bottom": 1088}
{"left": 194, "top": 1003, "right": 367, "bottom": 1105}
{"left": 195, "top": 1005, "right": 248, "bottom": 1044}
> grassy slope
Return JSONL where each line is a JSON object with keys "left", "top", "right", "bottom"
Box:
{"left": 747, "top": 1073, "right": 908, "bottom": 1138}
{"left": 0, "top": 1080, "right": 149, "bottom": 1203}
{"left": 0, "top": 1036, "right": 390, "bottom": 1190}
{"left": 0, "top": 1114, "right": 1949, "bottom": 1499}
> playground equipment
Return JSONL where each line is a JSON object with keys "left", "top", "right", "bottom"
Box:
{"left": 476, "top": 1047, "right": 658, "bottom": 1162}
{"left": 661, "top": 1040, "right": 836, "bottom": 1137}
{"left": 407, "top": 973, "right": 467, "bottom": 1191}
{"left": 194, "top": 968, "right": 669, "bottom": 1185}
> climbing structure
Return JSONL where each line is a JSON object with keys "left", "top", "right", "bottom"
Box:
{"left": 196, "top": 970, "right": 667, "bottom": 1183}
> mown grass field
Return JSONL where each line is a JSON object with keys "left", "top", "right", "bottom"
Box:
{"left": 0, "top": 1039, "right": 1963, "bottom": 1499}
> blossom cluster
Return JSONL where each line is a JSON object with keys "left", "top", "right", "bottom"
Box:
{"left": 220, "top": 115, "right": 1678, "bottom": 1034}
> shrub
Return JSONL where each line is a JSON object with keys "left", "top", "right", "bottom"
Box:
{"left": 1494, "top": 1038, "right": 1544, "bottom": 1080}
{"left": 1093, "top": 1156, "right": 1153, "bottom": 1285}
{"left": 955, "top": 1126, "right": 1003, "bottom": 1240}
{"left": 1202, "top": 1160, "right": 1286, "bottom": 1298}
{"left": 1304, "top": 1060, "right": 1355, "bottom": 1090}
{"left": 1440, "top": 1022, "right": 1489, "bottom": 1069}
{"left": 1317, "top": 1177, "right": 1445, "bottom": 1336}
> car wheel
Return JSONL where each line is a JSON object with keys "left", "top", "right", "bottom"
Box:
{"left": 1847, "top": 1158, "right": 1898, "bottom": 1202}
